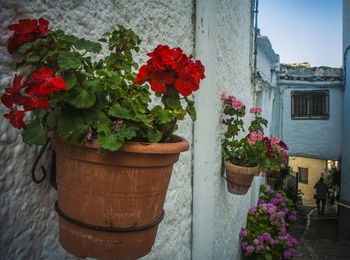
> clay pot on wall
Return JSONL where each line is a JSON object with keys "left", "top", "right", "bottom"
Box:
{"left": 266, "top": 177, "right": 278, "bottom": 186}
{"left": 223, "top": 161, "right": 259, "bottom": 195}
{"left": 51, "top": 133, "right": 189, "bottom": 260}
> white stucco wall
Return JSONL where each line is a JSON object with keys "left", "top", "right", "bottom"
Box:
{"left": 279, "top": 82, "right": 344, "bottom": 160}
{"left": 193, "top": 1, "right": 263, "bottom": 260}
{"left": 255, "top": 33, "right": 279, "bottom": 138}
{"left": 0, "top": 1, "right": 195, "bottom": 259}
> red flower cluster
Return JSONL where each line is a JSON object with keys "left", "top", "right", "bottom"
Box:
{"left": 263, "top": 137, "right": 288, "bottom": 160}
{"left": 135, "top": 45, "right": 205, "bottom": 96}
{"left": 1, "top": 67, "right": 67, "bottom": 129}
{"left": 7, "top": 18, "right": 50, "bottom": 54}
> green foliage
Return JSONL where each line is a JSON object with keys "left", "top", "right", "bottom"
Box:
{"left": 221, "top": 94, "right": 288, "bottom": 173}
{"left": 22, "top": 119, "right": 48, "bottom": 145}
{"left": 7, "top": 23, "right": 199, "bottom": 152}
{"left": 239, "top": 185, "right": 299, "bottom": 259}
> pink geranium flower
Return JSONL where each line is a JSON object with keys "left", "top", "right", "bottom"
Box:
{"left": 250, "top": 107, "right": 262, "bottom": 113}
{"left": 232, "top": 100, "right": 243, "bottom": 109}
{"left": 221, "top": 91, "right": 226, "bottom": 100}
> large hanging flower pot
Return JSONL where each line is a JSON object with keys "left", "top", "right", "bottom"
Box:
{"left": 51, "top": 133, "right": 189, "bottom": 260}
{"left": 223, "top": 161, "right": 259, "bottom": 195}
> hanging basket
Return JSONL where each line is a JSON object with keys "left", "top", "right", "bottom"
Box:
{"left": 223, "top": 161, "right": 259, "bottom": 195}
{"left": 51, "top": 133, "right": 189, "bottom": 260}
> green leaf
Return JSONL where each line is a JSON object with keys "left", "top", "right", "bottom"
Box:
{"left": 152, "top": 105, "right": 173, "bottom": 124}
{"left": 69, "top": 124, "right": 90, "bottom": 144}
{"left": 56, "top": 109, "right": 88, "bottom": 144}
{"left": 115, "top": 124, "right": 138, "bottom": 140}
{"left": 60, "top": 34, "right": 79, "bottom": 43}
{"left": 147, "top": 128, "right": 162, "bottom": 143}
{"left": 53, "top": 29, "right": 65, "bottom": 37}
{"left": 185, "top": 99, "right": 196, "bottom": 121}
{"left": 82, "top": 78, "right": 101, "bottom": 91}
{"left": 22, "top": 119, "right": 48, "bottom": 145}
{"left": 61, "top": 72, "right": 77, "bottom": 90}
{"left": 163, "top": 95, "right": 181, "bottom": 110}
{"left": 68, "top": 88, "right": 96, "bottom": 109}
{"left": 75, "top": 38, "right": 102, "bottom": 53}
{"left": 46, "top": 113, "right": 57, "bottom": 129}
{"left": 18, "top": 42, "right": 33, "bottom": 54}
{"left": 27, "top": 55, "right": 40, "bottom": 63}
{"left": 98, "top": 134, "right": 124, "bottom": 151}
{"left": 136, "top": 112, "right": 153, "bottom": 124}
{"left": 57, "top": 52, "right": 82, "bottom": 70}
{"left": 33, "top": 108, "right": 48, "bottom": 120}
{"left": 265, "top": 254, "right": 272, "bottom": 260}
{"left": 108, "top": 103, "right": 134, "bottom": 120}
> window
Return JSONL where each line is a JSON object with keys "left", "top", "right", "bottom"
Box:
{"left": 298, "top": 167, "right": 308, "bottom": 184}
{"left": 291, "top": 91, "right": 329, "bottom": 119}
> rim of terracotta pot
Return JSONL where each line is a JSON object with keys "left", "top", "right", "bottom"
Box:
{"left": 49, "top": 131, "right": 189, "bottom": 154}
{"left": 224, "top": 160, "right": 259, "bottom": 175}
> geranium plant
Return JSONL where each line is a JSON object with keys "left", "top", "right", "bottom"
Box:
{"left": 221, "top": 93, "right": 288, "bottom": 174}
{"left": 239, "top": 186, "right": 299, "bottom": 259}
{"left": 1, "top": 18, "right": 205, "bottom": 153}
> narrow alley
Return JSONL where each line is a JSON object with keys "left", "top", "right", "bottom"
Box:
{"left": 290, "top": 204, "right": 350, "bottom": 259}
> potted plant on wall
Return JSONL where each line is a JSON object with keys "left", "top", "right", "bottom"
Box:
{"left": 1, "top": 18, "right": 205, "bottom": 260}
{"left": 221, "top": 93, "right": 288, "bottom": 195}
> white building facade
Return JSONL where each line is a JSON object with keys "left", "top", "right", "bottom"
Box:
{"left": 277, "top": 65, "right": 343, "bottom": 161}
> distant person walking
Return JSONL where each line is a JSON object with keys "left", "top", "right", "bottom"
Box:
{"left": 314, "top": 177, "right": 329, "bottom": 216}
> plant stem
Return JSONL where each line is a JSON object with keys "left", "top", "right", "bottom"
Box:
{"left": 162, "top": 117, "right": 178, "bottom": 142}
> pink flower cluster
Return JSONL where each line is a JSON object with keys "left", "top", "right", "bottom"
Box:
{"left": 247, "top": 130, "right": 264, "bottom": 145}
{"left": 220, "top": 92, "right": 243, "bottom": 110}
{"left": 250, "top": 107, "right": 262, "bottom": 114}
{"left": 264, "top": 136, "right": 288, "bottom": 162}
{"left": 240, "top": 189, "right": 299, "bottom": 258}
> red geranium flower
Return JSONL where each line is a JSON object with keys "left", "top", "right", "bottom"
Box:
{"left": 3, "top": 110, "right": 26, "bottom": 129}
{"left": 7, "top": 18, "right": 50, "bottom": 54}
{"left": 135, "top": 45, "right": 205, "bottom": 96}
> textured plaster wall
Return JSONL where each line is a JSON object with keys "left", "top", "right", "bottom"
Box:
{"left": 257, "top": 45, "right": 274, "bottom": 83}
{"left": 289, "top": 157, "right": 326, "bottom": 206}
{"left": 192, "top": 1, "right": 263, "bottom": 260}
{"left": 214, "top": 1, "right": 261, "bottom": 259}
{"left": 0, "top": 1, "right": 195, "bottom": 259}
{"left": 279, "top": 83, "right": 343, "bottom": 160}
{"left": 255, "top": 33, "right": 279, "bottom": 138}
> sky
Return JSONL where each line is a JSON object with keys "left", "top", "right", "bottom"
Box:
{"left": 258, "top": 0, "right": 343, "bottom": 67}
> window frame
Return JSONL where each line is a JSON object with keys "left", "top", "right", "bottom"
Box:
{"left": 291, "top": 90, "right": 329, "bottom": 120}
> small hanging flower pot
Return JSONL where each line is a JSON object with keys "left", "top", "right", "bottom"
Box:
{"left": 220, "top": 93, "right": 289, "bottom": 195}
{"left": 266, "top": 176, "right": 278, "bottom": 186}
{"left": 223, "top": 161, "right": 259, "bottom": 195}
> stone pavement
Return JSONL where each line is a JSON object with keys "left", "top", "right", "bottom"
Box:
{"left": 289, "top": 203, "right": 350, "bottom": 259}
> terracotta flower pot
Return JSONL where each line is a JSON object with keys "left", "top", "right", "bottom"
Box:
{"left": 223, "top": 161, "right": 259, "bottom": 195}
{"left": 266, "top": 177, "right": 278, "bottom": 186}
{"left": 51, "top": 133, "right": 189, "bottom": 260}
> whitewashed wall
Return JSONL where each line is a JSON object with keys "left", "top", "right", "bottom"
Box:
{"left": 255, "top": 33, "right": 279, "bottom": 138}
{"left": 0, "top": 0, "right": 263, "bottom": 259}
{"left": 0, "top": 1, "right": 194, "bottom": 259}
{"left": 278, "top": 82, "right": 343, "bottom": 160}
{"left": 192, "top": 1, "right": 263, "bottom": 260}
